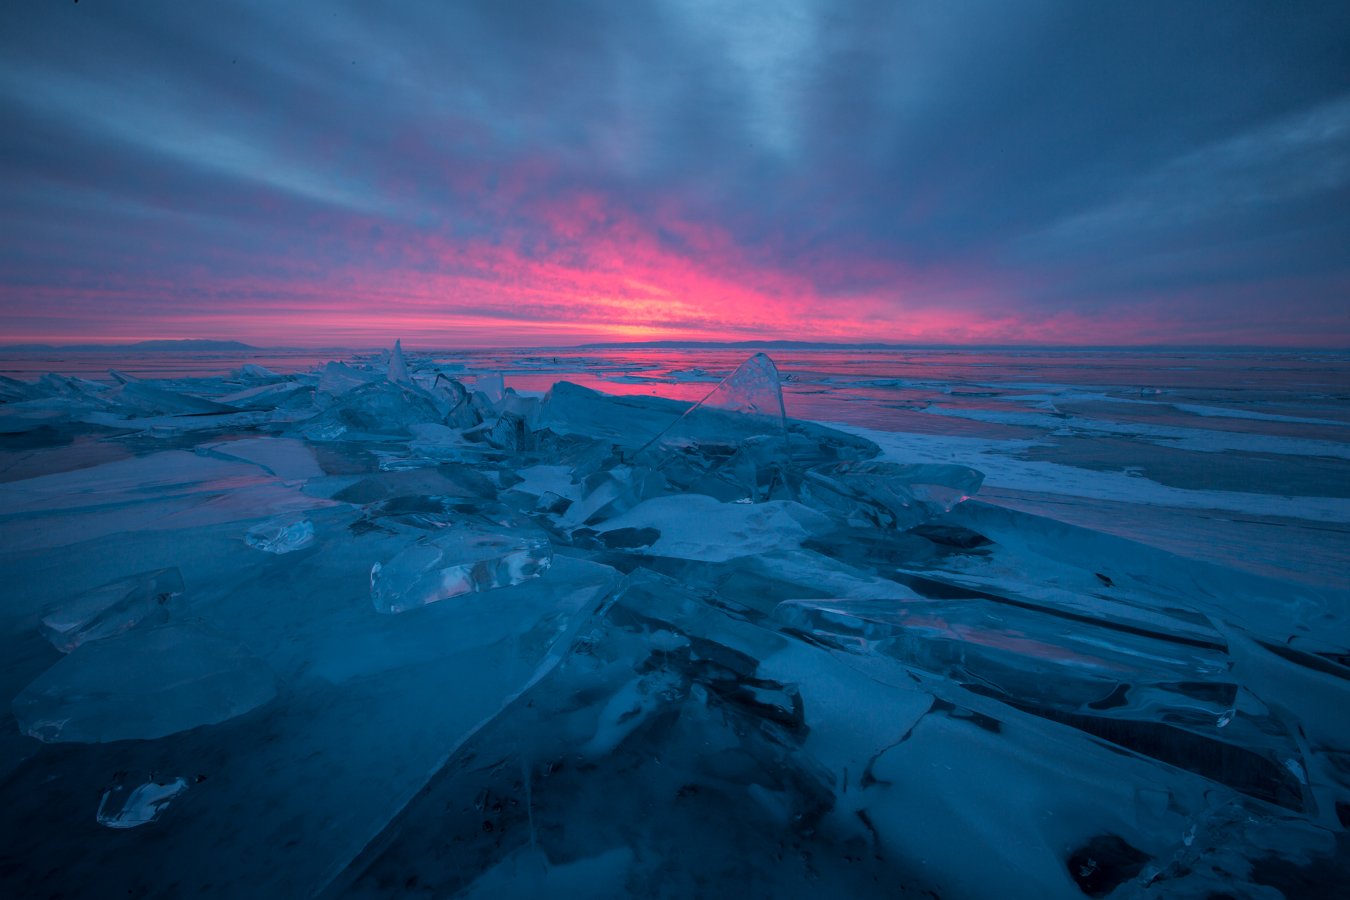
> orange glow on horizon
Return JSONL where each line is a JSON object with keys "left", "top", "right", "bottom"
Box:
{"left": 4, "top": 186, "right": 1345, "bottom": 349}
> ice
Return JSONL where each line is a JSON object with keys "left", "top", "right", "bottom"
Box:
{"left": 387, "top": 339, "right": 411, "bottom": 384}
{"left": 484, "top": 411, "right": 535, "bottom": 451}
{"left": 0, "top": 373, "right": 41, "bottom": 402}
{"left": 245, "top": 516, "right": 315, "bottom": 553}
{"left": 216, "top": 379, "right": 312, "bottom": 410}
{"left": 38, "top": 567, "right": 184, "bottom": 652}
{"left": 232, "top": 363, "right": 278, "bottom": 381}
{"left": 96, "top": 777, "right": 189, "bottom": 829}
{"left": 325, "top": 464, "right": 495, "bottom": 504}
{"left": 800, "top": 460, "right": 984, "bottom": 530}
{"left": 371, "top": 524, "right": 553, "bottom": 613}
{"left": 609, "top": 354, "right": 884, "bottom": 504}
{"left": 106, "top": 381, "right": 238, "bottom": 416}
{"left": 302, "top": 380, "right": 444, "bottom": 440}
{"left": 634, "top": 353, "right": 790, "bottom": 499}
{"left": 423, "top": 374, "right": 481, "bottom": 429}
{"left": 13, "top": 623, "right": 277, "bottom": 742}
{"left": 316, "top": 360, "right": 382, "bottom": 398}
{"left": 474, "top": 371, "right": 505, "bottom": 404}
{"left": 559, "top": 464, "right": 666, "bottom": 527}
{"left": 774, "top": 596, "right": 1308, "bottom": 809}
{"left": 537, "top": 380, "right": 688, "bottom": 448}
{"left": 688, "top": 351, "right": 786, "bottom": 419}
{"left": 593, "top": 494, "right": 833, "bottom": 562}
{"left": 2, "top": 348, "right": 1346, "bottom": 898}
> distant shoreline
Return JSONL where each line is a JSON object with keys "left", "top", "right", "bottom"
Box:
{"left": 1, "top": 339, "right": 1345, "bottom": 354}
{"left": 0, "top": 339, "right": 259, "bottom": 353}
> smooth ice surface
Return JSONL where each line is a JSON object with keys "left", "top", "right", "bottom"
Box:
{"left": 96, "top": 777, "right": 188, "bottom": 829}
{"left": 39, "top": 567, "right": 183, "bottom": 652}
{"left": 371, "top": 526, "right": 553, "bottom": 613}
{"left": 13, "top": 623, "right": 277, "bottom": 742}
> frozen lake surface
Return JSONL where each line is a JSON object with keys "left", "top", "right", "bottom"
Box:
{"left": 0, "top": 346, "right": 1346, "bottom": 898}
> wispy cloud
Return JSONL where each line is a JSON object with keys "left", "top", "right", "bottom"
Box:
{"left": 1, "top": 0, "right": 1347, "bottom": 346}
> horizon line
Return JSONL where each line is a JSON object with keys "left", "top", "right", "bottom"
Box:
{"left": 2, "top": 338, "right": 1349, "bottom": 354}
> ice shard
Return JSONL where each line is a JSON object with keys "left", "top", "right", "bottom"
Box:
{"left": 38, "top": 567, "right": 184, "bottom": 653}
{"left": 776, "top": 596, "right": 1308, "bottom": 809}
{"left": 302, "top": 380, "right": 443, "bottom": 440}
{"left": 800, "top": 460, "right": 984, "bottom": 530}
{"left": 562, "top": 464, "right": 667, "bottom": 527}
{"left": 245, "top": 516, "right": 315, "bottom": 553}
{"left": 216, "top": 380, "right": 311, "bottom": 411}
{"left": 635, "top": 353, "right": 791, "bottom": 501}
{"left": 484, "top": 412, "right": 536, "bottom": 451}
{"left": 371, "top": 524, "right": 554, "bottom": 613}
{"left": 316, "top": 361, "right": 381, "bottom": 399}
{"left": 13, "top": 623, "right": 277, "bottom": 743}
{"left": 107, "top": 382, "right": 238, "bottom": 416}
{"left": 388, "top": 339, "right": 411, "bottom": 384}
{"left": 641, "top": 352, "right": 787, "bottom": 449}
{"left": 426, "top": 373, "right": 480, "bottom": 429}
{"left": 474, "top": 372, "right": 506, "bottom": 404}
{"left": 536, "top": 381, "right": 687, "bottom": 449}
{"left": 97, "top": 778, "right": 189, "bottom": 829}
{"left": 232, "top": 363, "right": 278, "bottom": 382}
{"left": 0, "top": 374, "right": 46, "bottom": 403}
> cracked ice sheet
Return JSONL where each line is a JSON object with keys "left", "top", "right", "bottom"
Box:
{"left": 755, "top": 640, "right": 1239, "bottom": 900}
{"left": 915, "top": 404, "right": 1350, "bottom": 459}
{"left": 831, "top": 425, "right": 1350, "bottom": 523}
{"left": 0, "top": 552, "right": 621, "bottom": 898}
{"left": 0, "top": 450, "right": 335, "bottom": 552}
{"left": 826, "top": 422, "right": 1350, "bottom": 592}
{"left": 198, "top": 437, "right": 325, "bottom": 481}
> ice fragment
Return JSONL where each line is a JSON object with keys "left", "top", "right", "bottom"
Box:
{"left": 97, "top": 777, "right": 189, "bottom": 829}
{"left": 245, "top": 516, "right": 315, "bottom": 553}
{"left": 39, "top": 567, "right": 183, "bottom": 653}
{"left": 371, "top": 525, "right": 553, "bottom": 613}
{"left": 13, "top": 623, "right": 277, "bottom": 743}
{"left": 388, "top": 339, "right": 411, "bottom": 384}
{"left": 800, "top": 461, "right": 984, "bottom": 530}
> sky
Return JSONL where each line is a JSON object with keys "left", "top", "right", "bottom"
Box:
{"left": 1, "top": 1, "right": 1349, "bottom": 348}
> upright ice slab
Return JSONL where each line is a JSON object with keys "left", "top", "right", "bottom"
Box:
{"left": 13, "top": 623, "right": 277, "bottom": 742}
{"left": 640, "top": 352, "right": 787, "bottom": 450}
{"left": 371, "top": 525, "right": 553, "bottom": 613}
{"left": 38, "top": 567, "right": 184, "bottom": 653}
{"left": 636, "top": 353, "right": 792, "bottom": 501}
{"left": 474, "top": 372, "right": 506, "bottom": 404}
{"left": 387, "top": 339, "right": 411, "bottom": 384}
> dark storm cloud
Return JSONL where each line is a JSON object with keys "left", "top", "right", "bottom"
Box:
{"left": 1, "top": 0, "right": 1348, "bottom": 344}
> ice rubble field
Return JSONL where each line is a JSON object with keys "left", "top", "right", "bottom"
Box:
{"left": 0, "top": 348, "right": 1347, "bottom": 899}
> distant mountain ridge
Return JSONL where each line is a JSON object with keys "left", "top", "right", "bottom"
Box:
{"left": 1, "top": 339, "right": 258, "bottom": 352}
{"left": 576, "top": 339, "right": 917, "bottom": 350}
